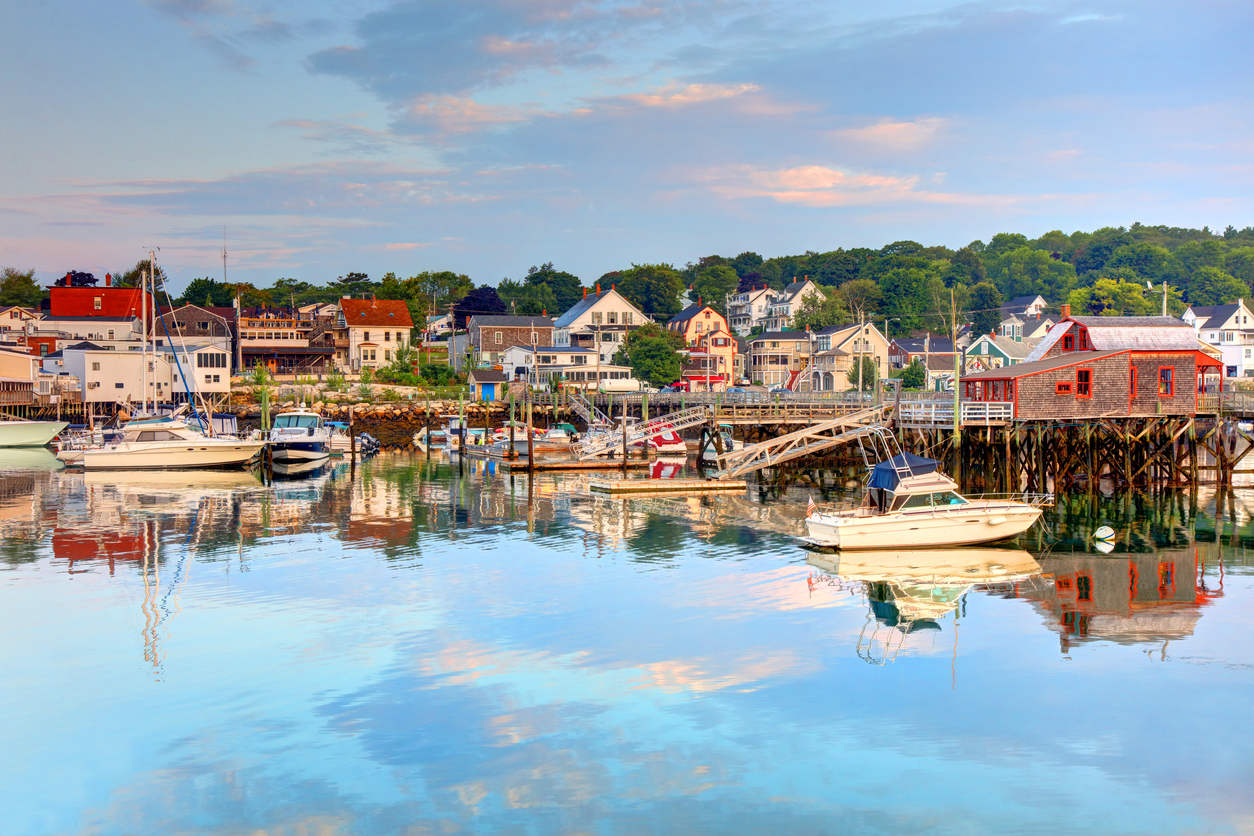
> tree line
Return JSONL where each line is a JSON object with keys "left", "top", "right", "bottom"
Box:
{"left": 5, "top": 223, "right": 1254, "bottom": 339}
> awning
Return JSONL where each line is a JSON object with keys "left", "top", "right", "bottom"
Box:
{"left": 868, "top": 453, "right": 940, "bottom": 491}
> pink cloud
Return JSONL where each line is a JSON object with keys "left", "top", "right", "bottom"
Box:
{"left": 703, "top": 164, "right": 1023, "bottom": 209}
{"left": 832, "top": 117, "right": 948, "bottom": 151}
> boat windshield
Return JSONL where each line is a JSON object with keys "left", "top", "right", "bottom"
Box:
{"left": 900, "top": 491, "right": 969, "bottom": 510}
{"left": 274, "top": 415, "right": 320, "bottom": 429}
{"left": 128, "top": 429, "right": 184, "bottom": 442}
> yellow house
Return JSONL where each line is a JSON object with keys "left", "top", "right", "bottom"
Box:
{"left": 667, "top": 303, "right": 736, "bottom": 390}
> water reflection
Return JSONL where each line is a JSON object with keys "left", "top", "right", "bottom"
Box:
{"left": 1, "top": 455, "right": 1253, "bottom": 835}
{"left": 807, "top": 548, "right": 1040, "bottom": 665}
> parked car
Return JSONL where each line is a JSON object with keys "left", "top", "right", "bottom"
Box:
{"left": 725, "top": 387, "right": 747, "bottom": 395}
{"left": 768, "top": 386, "right": 792, "bottom": 394}
{"left": 658, "top": 385, "right": 683, "bottom": 394}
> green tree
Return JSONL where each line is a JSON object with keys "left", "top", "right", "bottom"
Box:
{"left": 613, "top": 323, "right": 683, "bottom": 386}
{"left": 616, "top": 263, "right": 684, "bottom": 319}
{"left": 0, "top": 268, "right": 42, "bottom": 307}
{"left": 1224, "top": 247, "right": 1254, "bottom": 289}
{"left": 900, "top": 361, "right": 926, "bottom": 390}
{"left": 984, "top": 246, "right": 1077, "bottom": 303}
{"left": 968, "top": 282, "right": 1003, "bottom": 336}
{"left": 1183, "top": 266, "right": 1250, "bottom": 306}
{"left": 1068, "top": 278, "right": 1158, "bottom": 316}
{"left": 119, "top": 258, "right": 168, "bottom": 290}
{"left": 525, "top": 263, "right": 582, "bottom": 312}
{"left": 689, "top": 265, "right": 739, "bottom": 316}
{"left": 839, "top": 278, "right": 882, "bottom": 318}
{"left": 792, "top": 293, "right": 849, "bottom": 332}
{"left": 846, "top": 356, "right": 878, "bottom": 391}
{"left": 176, "top": 277, "right": 236, "bottom": 307}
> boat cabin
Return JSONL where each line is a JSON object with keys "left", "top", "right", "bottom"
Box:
{"left": 862, "top": 453, "right": 965, "bottom": 514}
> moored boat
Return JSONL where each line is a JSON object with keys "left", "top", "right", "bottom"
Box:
{"left": 802, "top": 451, "right": 1049, "bottom": 550}
{"left": 0, "top": 419, "right": 68, "bottom": 448}
{"left": 268, "top": 409, "right": 330, "bottom": 464}
{"left": 79, "top": 417, "right": 265, "bottom": 470}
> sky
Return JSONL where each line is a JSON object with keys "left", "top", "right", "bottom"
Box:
{"left": 0, "top": 0, "right": 1250, "bottom": 295}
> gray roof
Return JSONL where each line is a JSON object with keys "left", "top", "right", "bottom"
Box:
{"left": 892, "top": 337, "right": 955, "bottom": 353}
{"left": 1188, "top": 304, "right": 1241, "bottom": 330}
{"left": 1025, "top": 316, "right": 1197, "bottom": 362}
{"left": 666, "top": 303, "right": 716, "bottom": 326}
{"left": 962, "top": 349, "right": 1128, "bottom": 380}
{"left": 552, "top": 289, "right": 611, "bottom": 329}
{"left": 62, "top": 341, "right": 106, "bottom": 351}
{"left": 469, "top": 315, "right": 554, "bottom": 329}
{"left": 469, "top": 369, "right": 508, "bottom": 382}
{"left": 971, "top": 334, "right": 1040, "bottom": 359}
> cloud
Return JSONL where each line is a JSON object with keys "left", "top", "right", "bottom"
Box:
{"left": 619, "top": 82, "right": 761, "bottom": 108}
{"left": 833, "top": 117, "right": 948, "bottom": 151}
{"left": 275, "top": 118, "right": 415, "bottom": 155}
{"left": 146, "top": 0, "right": 308, "bottom": 69}
{"left": 704, "top": 163, "right": 1020, "bottom": 209}
{"left": 398, "top": 95, "right": 536, "bottom": 137}
{"left": 383, "top": 242, "right": 431, "bottom": 250}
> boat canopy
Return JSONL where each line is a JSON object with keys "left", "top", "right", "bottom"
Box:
{"left": 868, "top": 452, "right": 940, "bottom": 491}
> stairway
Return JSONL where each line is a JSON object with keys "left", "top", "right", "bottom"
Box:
{"left": 573, "top": 406, "right": 711, "bottom": 460}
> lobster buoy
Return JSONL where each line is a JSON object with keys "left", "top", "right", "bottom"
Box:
{"left": 1093, "top": 525, "right": 1116, "bottom": 541}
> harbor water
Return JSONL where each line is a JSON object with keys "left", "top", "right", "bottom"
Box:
{"left": 2, "top": 451, "right": 1253, "bottom": 835}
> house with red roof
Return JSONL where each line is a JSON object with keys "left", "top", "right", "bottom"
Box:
{"left": 338, "top": 297, "right": 414, "bottom": 372}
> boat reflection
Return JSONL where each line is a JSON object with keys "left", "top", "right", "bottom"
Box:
{"left": 0, "top": 447, "right": 66, "bottom": 471}
{"left": 806, "top": 548, "right": 1040, "bottom": 664}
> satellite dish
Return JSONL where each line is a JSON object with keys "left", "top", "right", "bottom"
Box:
{"left": 1146, "top": 281, "right": 1153, "bottom": 290}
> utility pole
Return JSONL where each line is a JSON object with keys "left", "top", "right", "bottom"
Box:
{"left": 857, "top": 313, "right": 865, "bottom": 398}
{"left": 951, "top": 287, "right": 961, "bottom": 467}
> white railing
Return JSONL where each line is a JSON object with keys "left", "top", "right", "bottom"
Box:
{"left": 895, "top": 401, "right": 1013, "bottom": 425}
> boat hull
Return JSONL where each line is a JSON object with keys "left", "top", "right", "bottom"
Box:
{"left": 0, "top": 421, "right": 68, "bottom": 447}
{"left": 271, "top": 441, "right": 329, "bottom": 463}
{"left": 804, "top": 502, "right": 1042, "bottom": 550}
{"left": 80, "top": 441, "right": 266, "bottom": 470}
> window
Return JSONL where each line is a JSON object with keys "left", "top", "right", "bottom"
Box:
{"left": 213, "top": 375, "right": 220, "bottom": 383}
{"left": 608, "top": 312, "right": 617, "bottom": 325}
{"left": 204, "top": 374, "right": 212, "bottom": 384}
{"left": 531, "top": 332, "right": 538, "bottom": 344}
{"left": 1158, "top": 367, "right": 1174, "bottom": 396}
{"left": 94, "top": 297, "right": 102, "bottom": 310}
{"left": 1078, "top": 330, "right": 1089, "bottom": 350}
{"left": 1006, "top": 379, "right": 1015, "bottom": 400}
{"left": 1076, "top": 572, "right": 1093, "bottom": 603}
{"left": 1130, "top": 366, "right": 1137, "bottom": 396}
{"left": 495, "top": 331, "right": 503, "bottom": 344}
{"left": 384, "top": 331, "right": 391, "bottom": 341}
{"left": 384, "top": 350, "right": 391, "bottom": 361}
{"left": 1075, "top": 368, "right": 1092, "bottom": 398}
{"left": 592, "top": 312, "right": 602, "bottom": 325}
{"left": 91, "top": 362, "right": 100, "bottom": 371}
{"left": 115, "top": 382, "right": 124, "bottom": 388}
{"left": 364, "top": 331, "right": 370, "bottom": 341}
{"left": 107, "top": 330, "right": 114, "bottom": 340}
{"left": 992, "top": 380, "right": 1003, "bottom": 400}
{"left": 1063, "top": 333, "right": 1075, "bottom": 351}
{"left": 1056, "top": 381, "right": 1072, "bottom": 395}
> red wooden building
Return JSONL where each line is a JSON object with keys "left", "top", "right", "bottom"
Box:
{"left": 959, "top": 312, "right": 1221, "bottom": 419}
{"left": 49, "top": 277, "right": 151, "bottom": 319}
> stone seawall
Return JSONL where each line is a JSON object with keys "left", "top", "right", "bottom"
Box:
{"left": 231, "top": 399, "right": 564, "bottom": 450}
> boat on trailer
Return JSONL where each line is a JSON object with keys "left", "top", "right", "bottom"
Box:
{"left": 802, "top": 432, "right": 1050, "bottom": 550}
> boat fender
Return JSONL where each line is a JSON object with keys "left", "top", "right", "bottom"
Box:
{"left": 988, "top": 516, "right": 1007, "bottom": 526}
{"left": 1093, "top": 525, "right": 1116, "bottom": 541}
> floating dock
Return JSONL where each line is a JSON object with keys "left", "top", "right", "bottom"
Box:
{"left": 589, "top": 478, "right": 747, "bottom": 495}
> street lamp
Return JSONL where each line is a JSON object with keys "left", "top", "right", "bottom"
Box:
{"left": 884, "top": 317, "right": 901, "bottom": 341}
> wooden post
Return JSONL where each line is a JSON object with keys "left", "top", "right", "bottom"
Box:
{"left": 425, "top": 394, "right": 431, "bottom": 459}
{"left": 621, "top": 410, "right": 628, "bottom": 475}
{"left": 527, "top": 387, "right": 534, "bottom": 471}
{"left": 509, "top": 388, "right": 516, "bottom": 458}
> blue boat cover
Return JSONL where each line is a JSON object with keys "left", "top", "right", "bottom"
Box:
{"left": 867, "top": 452, "right": 940, "bottom": 491}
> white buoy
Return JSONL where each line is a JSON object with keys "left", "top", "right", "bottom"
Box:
{"left": 1094, "top": 539, "right": 1115, "bottom": 554}
{"left": 1093, "top": 525, "right": 1116, "bottom": 540}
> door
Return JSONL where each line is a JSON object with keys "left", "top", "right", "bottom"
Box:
{"left": 484, "top": 384, "right": 495, "bottom": 402}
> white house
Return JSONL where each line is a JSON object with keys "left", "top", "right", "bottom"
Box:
{"left": 1183, "top": 300, "right": 1254, "bottom": 378}
{"left": 761, "top": 279, "right": 825, "bottom": 332}
{"left": 500, "top": 345, "right": 595, "bottom": 383}
{"left": 726, "top": 286, "right": 774, "bottom": 335}
{"left": 27, "top": 315, "right": 146, "bottom": 354}
{"left": 552, "top": 286, "right": 650, "bottom": 364}
{"left": 43, "top": 342, "right": 174, "bottom": 405}
{"left": 338, "top": 297, "right": 415, "bottom": 371}
{"left": 163, "top": 342, "right": 233, "bottom": 397}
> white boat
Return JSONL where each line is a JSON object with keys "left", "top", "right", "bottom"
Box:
{"left": 79, "top": 417, "right": 265, "bottom": 470}
{"left": 268, "top": 409, "right": 330, "bottom": 463}
{"left": 0, "top": 420, "right": 68, "bottom": 447}
{"left": 803, "top": 452, "right": 1049, "bottom": 550}
{"left": 698, "top": 423, "right": 740, "bottom": 460}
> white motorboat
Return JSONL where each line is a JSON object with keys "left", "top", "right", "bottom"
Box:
{"left": 78, "top": 416, "right": 265, "bottom": 470}
{"left": 268, "top": 409, "right": 330, "bottom": 463}
{"left": 803, "top": 451, "right": 1049, "bottom": 550}
{"left": 0, "top": 419, "right": 68, "bottom": 447}
{"left": 698, "top": 423, "right": 740, "bottom": 460}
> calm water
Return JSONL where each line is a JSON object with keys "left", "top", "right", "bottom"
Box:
{"left": 2, "top": 451, "right": 1253, "bottom": 836}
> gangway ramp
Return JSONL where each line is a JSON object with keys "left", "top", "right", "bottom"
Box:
{"left": 573, "top": 405, "right": 710, "bottom": 460}
{"left": 568, "top": 393, "right": 610, "bottom": 427}
{"left": 713, "top": 405, "right": 893, "bottom": 480}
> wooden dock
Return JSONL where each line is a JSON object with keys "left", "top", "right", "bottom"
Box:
{"left": 589, "top": 478, "right": 747, "bottom": 495}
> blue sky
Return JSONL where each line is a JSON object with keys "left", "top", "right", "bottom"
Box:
{"left": 0, "top": 0, "right": 1250, "bottom": 293}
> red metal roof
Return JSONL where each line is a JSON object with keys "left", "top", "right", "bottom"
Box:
{"left": 340, "top": 298, "right": 414, "bottom": 328}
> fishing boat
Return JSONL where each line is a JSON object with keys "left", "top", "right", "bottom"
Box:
{"left": 0, "top": 419, "right": 68, "bottom": 447}
{"left": 78, "top": 416, "right": 265, "bottom": 470}
{"left": 802, "top": 450, "right": 1049, "bottom": 550}
{"left": 267, "top": 408, "right": 330, "bottom": 464}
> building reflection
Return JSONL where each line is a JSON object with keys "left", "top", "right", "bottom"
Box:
{"left": 1026, "top": 549, "right": 1224, "bottom": 652}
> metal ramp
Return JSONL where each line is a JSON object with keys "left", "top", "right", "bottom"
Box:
{"left": 568, "top": 393, "right": 610, "bottom": 426}
{"left": 573, "top": 406, "right": 710, "bottom": 460}
{"left": 712, "top": 405, "right": 894, "bottom": 480}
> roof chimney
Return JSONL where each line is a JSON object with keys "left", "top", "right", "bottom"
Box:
{"left": 1061, "top": 304, "right": 1071, "bottom": 318}
{"left": 596, "top": 283, "right": 601, "bottom": 294}
{"left": 542, "top": 309, "right": 546, "bottom": 317}
{"left": 583, "top": 287, "right": 587, "bottom": 300}
{"left": 104, "top": 273, "right": 111, "bottom": 287}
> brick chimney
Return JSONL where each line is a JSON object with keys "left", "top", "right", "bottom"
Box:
{"left": 104, "top": 273, "right": 111, "bottom": 287}
{"left": 596, "top": 283, "right": 601, "bottom": 295}
{"left": 1061, "top": 304, "right": 1071, "bottom": 318}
